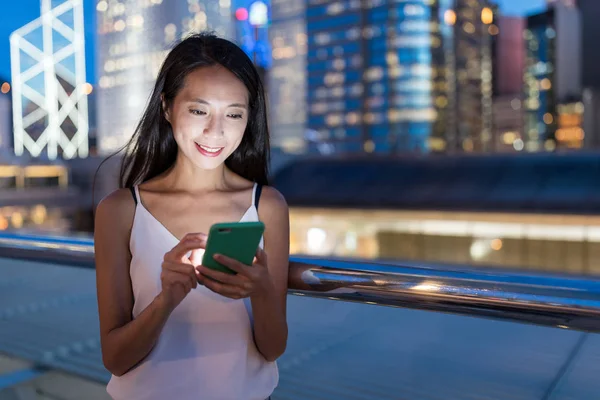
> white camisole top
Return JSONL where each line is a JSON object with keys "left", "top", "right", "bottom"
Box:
{"left": 106, "top": 183, "right": 278, "bottom": 400}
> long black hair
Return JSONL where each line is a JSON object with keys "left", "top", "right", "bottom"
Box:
{"left": 118, "top": 32, "right": 270, "bottom": 188}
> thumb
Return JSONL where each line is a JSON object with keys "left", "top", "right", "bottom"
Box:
{"left": 179, "top": 233, "right": 207, "bottom": 266}
{"left": 189, "top": 247, "right": 205, "bottom": 266}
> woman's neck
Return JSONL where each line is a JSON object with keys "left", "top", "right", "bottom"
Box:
{"left": 160, "top": 153, "right": 230, "bottom": 193}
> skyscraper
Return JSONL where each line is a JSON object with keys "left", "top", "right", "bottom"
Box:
{"left": 524, "top": 2, "right": 582, "bottom": 151}
{"left": 492, "top": 16, "right": 525, "bottom": 151}
{"left": 295, "top": 0, "right": 495, "bottom": 155}
{"left": 96, "top": 0, "right": 234, "bottom": 154}
{"left": 448, "top": 0, "right": 495, "bottom": 153}
{"left": 10, "top": 0, "right": 89, "bottom": 160}
{"left": 268, "top": 0, "right": 307, "bottom": 153}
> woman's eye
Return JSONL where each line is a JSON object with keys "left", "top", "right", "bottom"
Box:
{"left": 228, "top": 114, "right": 243, "bottom": 119}
{"left": 190, "top": 109, "right": 206, "bottom": 116}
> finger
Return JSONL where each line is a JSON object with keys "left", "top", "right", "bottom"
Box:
{"left": 201, "top": 276, "right": 247, "bottom": 299}
{"left": 197, "top": 265, "right": 245, "bottom": 285}
{"left": 184, "top": 233, "right": 208, "bottom": 249}
{"left": 166, "top": 236, "right": 207, "bottom": 261}
{"left": 162, "top": 263, "right": 197, "bottom": 290}
{"left": 255, "top": 247, "right": 268, "bottom": 265}
{"left": 183, "top": 232, "right": 208, "bottom": 242}
{"left": 163, "top": 261, "right": 196, "bottom": 277}
{"left": 212, "top": 254, "right": 249, "bottom": 276}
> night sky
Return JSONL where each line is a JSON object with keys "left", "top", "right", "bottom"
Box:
{"left": 0, "top": 0, "right": 547, "bottom": 84}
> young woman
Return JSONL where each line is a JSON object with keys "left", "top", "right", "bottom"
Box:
{"left": 94, "top": 32, "right": 289, "bottom": 400}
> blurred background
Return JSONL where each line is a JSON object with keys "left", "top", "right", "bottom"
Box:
{"left": 1, "top": 0, "right": 600, "bottom": 275}
{"left": 2, "top": 1, "right": 600, "bottom": 399}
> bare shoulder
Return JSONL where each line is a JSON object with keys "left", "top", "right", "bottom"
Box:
{"left": 259, "top": 186, "right": 289, "bottom": 218}
{"left": 97, "top": 187, "right": 135, "bottom": 208}
{"left": 95, "top": 188, "right": 136, "bottom": 232}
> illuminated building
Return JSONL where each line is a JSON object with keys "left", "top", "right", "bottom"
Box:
{"left": 282, "top": 0, "right": 496, "bottom": 155}
{"left": 555, "top": 101, "right": 584, "bottom": 149}
{"left": 450, "top": 1, "right": 496, "bottom": 153}
{"left": 272, "top": 154, "right": 600, "bottom": 274}
{"left": 96, "top": 0, "right": 234, "bottom": 155}
{"left": 10, "top": 0, "right": 89, "bottom": 160}
{"left": 268, "top": 0, "right": 307, "bottom": 153}
{"left": 233, "top": 0, "right": 271, "bottom": 76}
{"left": 492, "top": 16, "right": 525, "bottom": 151}
{"left": 523, "top": 2, "right": 582, "bottom": 152}
{"left": 269, "top": 0, "right": 497, "bottom": 155}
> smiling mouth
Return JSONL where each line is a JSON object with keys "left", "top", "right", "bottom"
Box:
{"left": 195, "top": 143, "right": 224, "bottom": 157}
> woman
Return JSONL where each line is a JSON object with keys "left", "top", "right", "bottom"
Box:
{"left": 94, "top": 32, "right": 289, "bottom": 400}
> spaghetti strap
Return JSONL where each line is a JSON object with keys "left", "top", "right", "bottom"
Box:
{"left": 251, "top": 182, "right": 258, "bottom": 207}
{"left": 130, "top": 186, "right": 138, "bottom": 205}
{"left": 251, "top": 182, "right": 263, "bottom": 209}
{"left": 134, "top": 185, "right": 141, "bottom": 203}
{"left": 254, "top": 184, "right": 263, "bottom": 209}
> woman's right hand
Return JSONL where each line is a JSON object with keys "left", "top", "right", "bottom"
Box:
{"left": 159, "top": 233, "right": 207, "bottom": 311}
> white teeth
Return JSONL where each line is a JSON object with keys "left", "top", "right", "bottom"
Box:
{"left": 199, "top": 145, "right": 221, "bottom": 153}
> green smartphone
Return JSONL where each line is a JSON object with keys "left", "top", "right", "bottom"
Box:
{"left": 202, "top": 221, "right": 265, "bottom": 274}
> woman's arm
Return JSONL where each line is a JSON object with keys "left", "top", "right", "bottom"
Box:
{"left": 249, "top": 187, "right": 290, "bottom": 361}
{"left": 95, "top": 189, "right": 172, "bottom": 376}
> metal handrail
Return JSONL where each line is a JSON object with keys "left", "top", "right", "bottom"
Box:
{"left": 1, "top": 232, "right": 600, "bottom": 333}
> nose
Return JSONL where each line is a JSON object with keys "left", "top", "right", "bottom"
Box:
{"left": 203, "top": 114, "right": 224, "bottom": 138}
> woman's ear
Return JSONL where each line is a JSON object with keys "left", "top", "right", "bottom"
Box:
{"left": 161, "top": 94, "right": 171, "bottom": 122}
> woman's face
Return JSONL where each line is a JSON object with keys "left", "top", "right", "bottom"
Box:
{"left": 165, "top": 65, "right": 249, "bottom": 171}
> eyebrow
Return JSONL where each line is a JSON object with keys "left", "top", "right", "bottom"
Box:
{"left": 191, "top": 98, "right": 248, "bottom": 109}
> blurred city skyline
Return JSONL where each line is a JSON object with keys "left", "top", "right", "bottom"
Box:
{"left": 1, "top": 0, "right": 587, "bottom": 159}
{"left": 0, "top": 0, "right": 547, "bottom": 83}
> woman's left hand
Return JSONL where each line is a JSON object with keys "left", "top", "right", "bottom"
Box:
{"left": 196, "top": 248, "right": 273, "bottom": 299}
